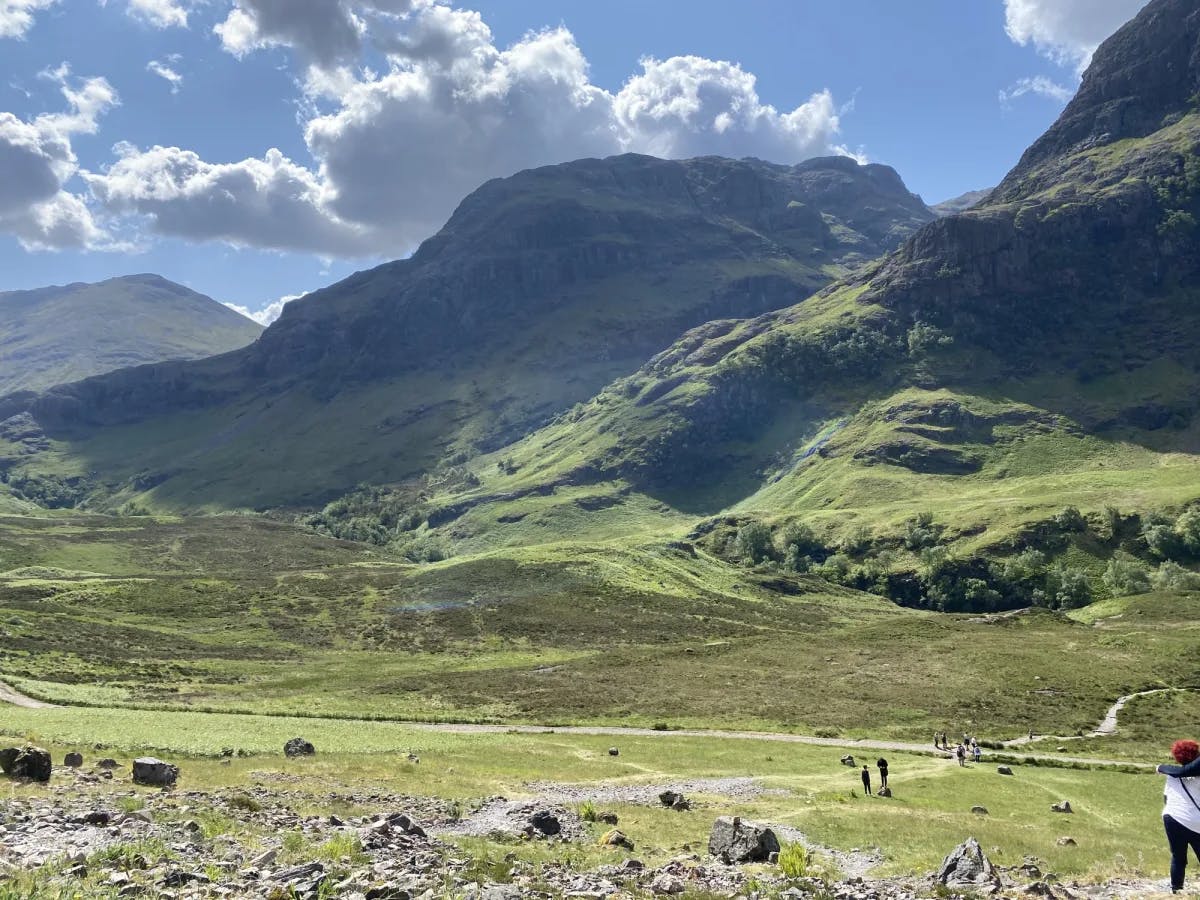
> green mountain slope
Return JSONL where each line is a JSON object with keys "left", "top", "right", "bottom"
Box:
{"left": 0, "top": 274, "right": 262, "bottom": 395}
{"left": 363, "top": 0, "right": 1200, "bottom": 598}
{"left": 1, "top": 156, "right": 933, "bottom": 509}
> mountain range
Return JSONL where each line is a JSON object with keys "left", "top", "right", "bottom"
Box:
{"left": 2, "top": 0, "right": 1200, "bottom": 617}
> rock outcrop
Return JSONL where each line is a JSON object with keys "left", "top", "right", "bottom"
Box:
{"left": 708, "top": 816, "right": 781, "bottom": 863}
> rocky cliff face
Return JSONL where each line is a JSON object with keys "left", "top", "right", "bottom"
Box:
{"left": 22, "top": 155, "right": 931, "bottom": 432}
{"left": 516, "top": 0, "right": 1200, "bottom": 494}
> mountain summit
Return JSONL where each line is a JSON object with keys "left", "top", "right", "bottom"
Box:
{"left": 0, "top": 274, "right": 261, "bottom": 396}
{"left": 1, "top": 154, "right": 932, "bottom": 508}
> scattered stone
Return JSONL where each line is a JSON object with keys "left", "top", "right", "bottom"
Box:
{"left": 132, "top": 757, "right": 178, "bottom": 787}
{"left": 708, "top": 816, "right": 780, "bottom": 864}
{"left": 658, "top": 790, "right": 690, "bottom": 811}
{"left": 270, "top": 862, "right": 324, "bottom": 883}
{"left": 480, "top": 886, "right": 521, "bottom": 900}
{"left": 82, "top": 811, "right": 112, "bottom": 826}
{"left": 406, "top": 753, "right": 420, "bottom": 764}
{"left": 840, "top": 755, "right": 856, "bottom": 767}
{"left": 161, "top": 871, "right": 209, "bottom": 888}
{"left": 936, "top": 837, "right": 1000, "bottom": 891}
{"left": 618, "top": 859, "right": 645, "bottom": 872}
{"left": 528, "top": 810, "right": 562, "bottom": 836}
{"left": 972, "top": 806, "right": 990, "bottom": 815}
{"left": 877, "top": 786, "right": 892, "bottom": 798}
{"left": 1051, "top": 801, "right": 1073, "bottom": 814}
{"left": 608, "top": 748, "right": 619, "bottom": 757}
{"left": 250, "top": 848, "right": 278, "bottom": 869}
{"left": 650, "top": 873, "right": 685, "bottom": 895}
{"left": 96, "top": 758, "right": 119, "bottom": 769}
{"left": 283, "top": 738, "right": 316, "bottom": 758}
{"left": 1057, "top": 837, "right": 1077, "bottom": 847}
{"left": 998, "top": 766, "right": 1014, "bottom": 776}
{"left": 600, "top": 829, "right": 634, "bottom": 850}
{"left": 64, "top": 752, "right": 84, "bottom": 768}
{"left": 597, "top": 812, "right": 619, "bottom": 826}
{"left": 0, "top": 746, "right": 52, "bottom": 783}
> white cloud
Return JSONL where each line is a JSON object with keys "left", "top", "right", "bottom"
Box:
{"left": 1004, "top": 0, "right": 1150, "bottom": 69}
{"left": 0, "top": 64, "right": 116, "bottom": 250}
{"left": 84, "top": 144, "right": 373, "bottom": 254}
{"left": 0, "top": 0, "right": 56, "bottom": 39}
{"left": 224, "top": 291, "right": 305, "bottom": 326}
{"left": 215, "top": 0, "right": 419, "bottom": 67}
{"left": 147, "top": 58, "right": 183, "bottom": 92}
{"left": 89, "top": 2, "right": 848, "bottom": 258}
{"left": 126, "top": 0, "right": 188, "bottom": 29}
{"left": 998, "top": 75, "right": 1074, "bottom": 107}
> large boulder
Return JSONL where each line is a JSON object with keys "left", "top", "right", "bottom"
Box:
{"left": 64, "top": 752, "right": 84, "bottom": 768}
{"left": 0, "top": 746, "right": 52, "bottom": 783}
{"left": 132, "top": 757, "right": 178, "bottom": 787}
{"left": 936, "top": 837, "right": 1000, "bottom": 891}
{"left": 284, "top": 737, "right": 315, "bottom": 758}
{"left": 708, "top": 816, "right": 780, "bottom": 864}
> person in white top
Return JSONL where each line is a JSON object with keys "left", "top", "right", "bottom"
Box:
{"left": 1158, "top": 739, "right": 1200, "bottom": 893}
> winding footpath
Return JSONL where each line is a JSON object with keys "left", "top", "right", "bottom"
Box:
{"left": 0, "top": 680, "right": 56, "bottom": 709}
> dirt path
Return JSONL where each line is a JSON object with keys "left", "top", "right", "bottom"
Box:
{"left": 0, "top": 681, "right": 56, "bottom": 708}
{"left": 413, "top": 722, "right": 1145, "bottom": 768}
{"left": 1001, "top": 688, "right": 1188, "bottom": 748}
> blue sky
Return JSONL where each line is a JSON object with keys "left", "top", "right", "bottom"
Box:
{"left": 0, "top": 0, "right": 1149, "bottom": 321}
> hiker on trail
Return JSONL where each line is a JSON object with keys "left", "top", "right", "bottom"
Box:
{"left": 973, "top": 742, "right": 982, "bottom": 764}
{"left": 861, "top": 764, "right": 872, "bottom": 795}
{"left": 955, "top": 744, "right": 966, "bottom": 767}
{"left": 877, "top": 757, "right": 889, "bottom": 790}
{"left": 1158, "top": 739, "right": 1200, "bottom": 893}
{"left": 933, "top": 731, "right": 940, "bottom": 750}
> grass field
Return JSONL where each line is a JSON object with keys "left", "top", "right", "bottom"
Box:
{"left": 2, "top": 513, "right": 1199, "bottom": 747}
{"left": 0, "top": 705, "right": 1177, "bottom": 883}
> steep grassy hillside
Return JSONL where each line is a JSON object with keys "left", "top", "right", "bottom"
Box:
{"left": 359, "top": 0, "right": 1200, "bottom": 601}
{"left": 0, "top": 274, "right": 261, "bottom": 395}
{"left": 0, "top": 156, "right": 933, "bottom": 510}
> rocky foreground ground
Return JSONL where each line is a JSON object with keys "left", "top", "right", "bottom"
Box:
{"left": 0, "top": 752, "right": 1172, "bottom": 899}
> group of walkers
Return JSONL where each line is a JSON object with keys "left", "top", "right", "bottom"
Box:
{"left": 934, "top": 730, "right": 982, "bottom": 765}
{"left": 859, "top": 757, "right": 888, "bottom": 795}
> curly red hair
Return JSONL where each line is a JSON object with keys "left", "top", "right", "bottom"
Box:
{"left": 1173, "top": 740, "right": 1200, "bottom": 764}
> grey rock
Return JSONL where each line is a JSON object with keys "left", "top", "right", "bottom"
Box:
{"left": 972, "top": 806, "right": 989, "bottom": 815}
{"left": 528, "top": 810, "right": 561, "bottom": 836}
{"left": 608, "top": 748, "right": 619, "bottom": 757}
{"left": 1051, "top": 800, "right": 1073, "bottom": 813}
{"left": 284, "top": 738, "right": 316, "bottom": 758}
{"left": 650, "top": 874, "right": 685, "bottom": 895}
{"left": 64, "top": 752, "right": 84, "bottom": 768}
{"left": 132, "top": 757, "right": 178, "bottom": 786}
{"left": 708, "top": 815, "right": 781, "bottom": 863}
{"left": 936, "top": 837, "right": 1000, "bottom": 890}
{"left": 997, "top": 765, "right": 1014, "bottom": 775}
{"left": 1057, "top": 837, "right": 1077, "bottom": 846}
{"left": 0, "top": 746, "right": 52, "bottom": 783}
{"left": 840, "top": 755, "right": 856, "bottom": 767}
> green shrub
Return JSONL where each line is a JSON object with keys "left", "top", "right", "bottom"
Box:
{"left": 778, "top": 843, "right": 811, "bottom": 879}
{"left": 733, "top": 521, "right": 774, "bottom": 564}
{"left": 902, "top": 512, "right": 943, "bottom": 550}
{"left": 1176, "top": 508, "right": 1200, "bottom": 554}
{"left": 1103, "top": 558, "right": 1152, "bottom": 597}
{"left": 579, "top": 799, "right": 599, "bottom": 823}
{"left": 1153, "top": 561, "right": 1200, "bottom": 592}
{"left": 1053, "top": 506, "right": 1087, "bottom": 533}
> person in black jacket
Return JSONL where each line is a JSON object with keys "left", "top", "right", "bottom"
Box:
{"left": 877, "top": 757, "right": 889, "bottom": 790}
{"left": 860, "top": 764, "right": 872, "bottom": 795}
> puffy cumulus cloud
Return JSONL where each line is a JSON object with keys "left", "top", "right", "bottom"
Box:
{"left": 998, "top": 75, "right": 1074, "bottom": 107}
{"left": 0, "top": 0, "right": 56, "bottom": 39}
{"left": 1004, "top": 0, "right": 1150, "bottom": 69}
{"left": 92, "top": 1, "right": 846, "bottom": 257}
{"left": 84, "top": 144, "right": 374, "bottom": 255}
{"left": 215, "top": 0, "right": 418, "bottom": 67}
{"left": 225, "top": 291, "right": 306, "bottom": 326}
{"left": 616, "top": 56, "right": 839, "bottom": 161}
{"left": 0, "top": 65, "right": 116, "bottom": 250}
